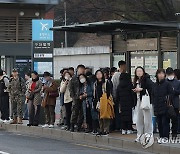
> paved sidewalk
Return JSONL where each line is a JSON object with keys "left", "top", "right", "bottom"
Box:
{"left": 0, "top": 122, "right": 180, "bottom": 154}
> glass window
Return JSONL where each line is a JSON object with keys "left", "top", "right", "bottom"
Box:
{"left": 163, "top": 52, "right": 177, "bottom": 69}
{"left": 113, "top": 53, "right": 125, "bottom": 68}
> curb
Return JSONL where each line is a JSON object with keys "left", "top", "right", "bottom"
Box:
{"left": 0, "top": 123, "right": 179, "bottom": 154}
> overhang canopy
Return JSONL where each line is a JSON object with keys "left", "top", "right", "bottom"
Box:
{"left": 50, "top": 20, "right": 180, "bottom": 33}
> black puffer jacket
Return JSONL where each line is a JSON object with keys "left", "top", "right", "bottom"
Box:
{"left": 133, "top": 74, "right": 154, "bottom": 106}
{"left": 116, "top": 73, "right": 134, "bottom": 121}
{"left": 152, "top": 79, "right": 173, "bottom": 116}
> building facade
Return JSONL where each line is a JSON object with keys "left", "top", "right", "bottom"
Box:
{"left": 0, "top": 1, "right": 57, "bottom": 77}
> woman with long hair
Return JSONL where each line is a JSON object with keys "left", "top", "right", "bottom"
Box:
{"left": 26, "top": 71, "right": 42, "bottom": 126}
{"left": 93, "top": 70, "right": 114, "bottom": 136}
{"left": 133, "top": 66, "right": 153, "bottom": 142}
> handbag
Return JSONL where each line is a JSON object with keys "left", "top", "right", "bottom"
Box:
{"left": 27, "top": 91, "right": 34, "bottom": 100}
{"left": 140, "top": 90, "right": 151, "bottom": 110}
{"left": 49, "top": 91, "right": 59, "bottom": 97}
{"left": 166, "top": 96, "right": 176, "bottom": 119}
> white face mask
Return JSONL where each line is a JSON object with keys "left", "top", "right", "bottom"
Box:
{"left": 167, "top": 75, "right": 174, "bottom": 80}
{"left": 80, "top": 78, "right": 86, "bottom": 83}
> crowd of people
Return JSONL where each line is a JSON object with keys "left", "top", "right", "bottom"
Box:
{"left": 0, "top": 61, "right": 180, "bottom": 146}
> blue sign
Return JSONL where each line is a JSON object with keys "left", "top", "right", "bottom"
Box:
{"left": 32, "top": 19, "right": 53, "bottom": 41}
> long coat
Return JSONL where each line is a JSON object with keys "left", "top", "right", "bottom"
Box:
{"left": 152, "top": 79, "right": 173, "bottom": 116}
{"left": 26, "top": 80, "right": 42, "bottom": 106}
{"left": 42, "top": 79, "right": 58, "bottom": 107}
{"left": 116, "top": 73, "right": 134, "bottom": 122}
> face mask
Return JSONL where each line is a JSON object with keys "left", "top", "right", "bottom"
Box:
{"left": 167, "top": 76, "right": 174, "bottom": 80}
{"left": 80, "top": 78, "right": 86, "bottom": 83}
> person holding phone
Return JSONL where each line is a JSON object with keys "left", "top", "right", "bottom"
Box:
{"left": 60, "top": 71, "right": 73, "bottom": 131}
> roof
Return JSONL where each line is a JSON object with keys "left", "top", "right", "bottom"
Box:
{"left": 50, "top": 20, "right": 180, "bottom": 33}
{"left": 0, "top": 0, "right": 59, "bottom": 4}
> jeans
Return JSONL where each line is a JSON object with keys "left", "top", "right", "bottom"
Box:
{"left": 28, "top": 101, "right": 40, "bottom": 125}
{"left": 157, "top": 114, "right": 170, "bottom": 138}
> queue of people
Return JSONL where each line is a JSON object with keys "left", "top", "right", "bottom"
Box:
{"left": 0, "top": 61, "right": 180, "bottom": 147}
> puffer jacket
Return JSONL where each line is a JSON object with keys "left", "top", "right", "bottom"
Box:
{"left": 152, "top": 79, "right": 173, "bottom": 116}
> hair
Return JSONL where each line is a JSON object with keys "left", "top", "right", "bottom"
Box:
{"left": 110, "top": 67, "right": 117, "bottom": 74}
{"left": 64, "top": 71, "right": 72, "bottom": 77}
{"left": 77, "top": 64, "right": 85, "bottom": 69}
{"left": 25, "top": 72, "right": 31, "bottom": 77}
{"left": 166, "top": 67, "right": 174, "bottom": 75}
{"left": 60, "top": 69, "right": 64, "bottom": 74}
{"left": 133, "top": 66, "right": 146, "bottom": 85}
{"left": 95, "top": 69, "right": 105, "bottom": 83}
{"left": 118, "top": 60, "right": 126, "bottom": 68}
{"left": 68, "top": 67, "right": 74, "bottom": 71}
{"left": 31, "top": 71, "right": 38, "bottom": 76}
{"left": 174, "top": 69, "right": 180, "bottom": 80}
{"left": 0, "top": 69, "right": 3, "bottom": 76}
{"left": 155, "top": 68, "right": 166, "bottom": 80}
{"left": 43, "top": 71, "right": 51, "bottom": 77}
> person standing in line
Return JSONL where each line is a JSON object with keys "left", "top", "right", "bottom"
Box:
{"left": 111, "top": 60, "right": 126, "bottom": 130}
{"left": 42, "top": 72, "right": 59, "bottom": 128}
{"left": 9, "top": 69, "right": 26, "bottom": 124}
{"left": 0, "top": 69, "right": 10, "bottom": 123}
{"left": 152, "top": 69, "right": 173, "bottom": 143}
{"left": 133, "top": 66, "right": 153, "bottom": 142}
{"left": 60, "top": 71, "right": 73, "bottom": 131}
{"left": 166, "top": 67, "right": 180, "bottom": 137}
{"left": 26, "top": 71, "right": 42, "bottom": 126}
{"left": 116, "top": 73, "right": 134, "bottom": 135}
{"left": 24, "top": 72, "right": 32, "bottom": 120}
{"left": 68, "top": 67, "right": 75, "bottom": 77}
{"left": 58, "top": 70, "right": 67, "bottom": 128}
{"left": 69, "top": 65, "right": 86, "bottom": 132}
{"left": 94, "top": 70, "right": 114, "bottom": 136}
{"left": 79, "top": 74, "right": 93, "bottom": 133}
{"left": 174, "top": 69, "right": 180, "bottom": 134}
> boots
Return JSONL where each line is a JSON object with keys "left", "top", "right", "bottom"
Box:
{"left": 17, "top": 117, "right": 23, "bottom": 124}
{"left": 10, "top": 117, "right": 17, "bottom": 124}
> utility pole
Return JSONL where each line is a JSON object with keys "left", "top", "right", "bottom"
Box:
{"left": 64, "top": 1, "right": 67, "bottom": 48}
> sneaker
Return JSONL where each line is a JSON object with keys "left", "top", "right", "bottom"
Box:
{"left": 122, "top": 130, "right": 126, "bottom": 135}
{"left": 157, "top": 138, "right": 162, "bottom": 144}
{"left": 3, "top": 120, "right": 9, "bottom": 124}
{"left": 42, "top": 124, "right": 49, "bottom": 128}
{"left": 96, "top": 132, "right": 102, "bottom": 136}
{"left": 92, "top": 130, "right": 98, "bottom": 135}
{"left": 161, "top": 138, "right": 168, "bottom": 144}
{"left": 102, "top": 132, "right": 109, "bottom": 136}
{"left": 127, "top": 130, "right": 132, "bottom": 135}
{"left": 61, "top": 125, "right": 67, "bottom": 130}
{"left": 49, "top": 124, "right": 54, "bottom": 128}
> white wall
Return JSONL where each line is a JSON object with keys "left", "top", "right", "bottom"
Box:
{"left": 54, "top": 54, "right": 110, "bottom": 79}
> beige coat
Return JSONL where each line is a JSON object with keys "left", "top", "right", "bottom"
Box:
{"left": 60, "top": 80, "right": 72, "bottom": 103}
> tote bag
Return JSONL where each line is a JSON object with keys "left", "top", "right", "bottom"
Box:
{"left": 140, "top": 90, "right": 151, "bottom": 110}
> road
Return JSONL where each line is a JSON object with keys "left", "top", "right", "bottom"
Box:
{"left": 0, "top": 131, "right": 141, "bottom": 154}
